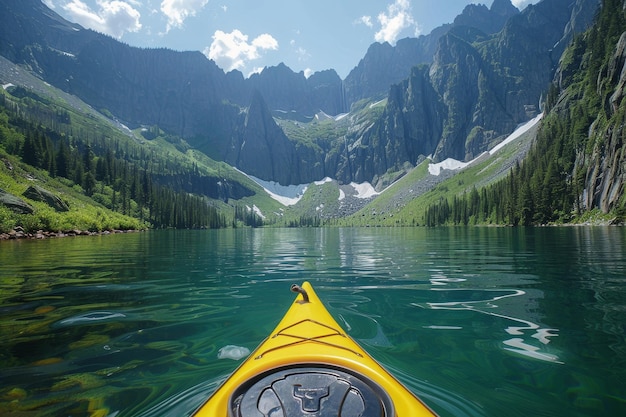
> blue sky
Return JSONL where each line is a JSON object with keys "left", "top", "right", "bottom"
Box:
{"left": 42, "top": 0, "right": 538, "bottom": 79}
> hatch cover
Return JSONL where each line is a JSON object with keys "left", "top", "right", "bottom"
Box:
{"left": 229, "top": 366, "right": 394, "bottom": 417}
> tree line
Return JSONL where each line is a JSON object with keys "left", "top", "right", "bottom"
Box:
{"left": 424, "top": 0, "right": 626, "bottom": 226}
{"left": 0, "top": 93, "right": 228, "bottom": 229}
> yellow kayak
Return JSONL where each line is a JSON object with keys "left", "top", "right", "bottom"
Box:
{"left": 193, "top": 281, "right": 437, "bottom": 416}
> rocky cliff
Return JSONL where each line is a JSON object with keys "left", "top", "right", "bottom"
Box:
{"left": 248, "top": 64, "right": 344, "bottom": 116}
{"left": 0, "top": 0, "right": 341, "bottom": 135}
{"left": 343, "top": 0, "right": 599, "bottom": 181}
{"left": 342, "top": 0, "right": 520, "bottom": 109}
{"left": 581, "top": 31, "right": 626, "bottom": 213}
{"left": 0, "top": 0, "right": 601, "bottom": 187}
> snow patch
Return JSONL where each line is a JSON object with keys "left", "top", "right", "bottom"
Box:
{"left": 350, "top": 182, "right": 379, "bottom": 199}
{"left": 428, "top": 113, "right": 544, "bottom": 176}
{"left": 314, "top": 177, "right": 333, "bottom": 186}
{"left": 2, "top": 83, "right": 14, "bottom": 90}
{"left": 252, "top": 205, "right": 265, "bottom": 219}
{"left": 428, "top": 158, "right": 471, "bottom": 176}
{"left": 248, "top": 175, "right": 308, "bottom": 206}
{"left": 315, "top": 111, "right": 350, "bottom": 122}
{"left": 246, "top": 204, "right": 265, "bottom": 219}
{"left": 489, "top": 113, "right": 543, "bottom": 155}
{"left": 315, "top": 111, "right": 333, "bottom": 121}
{"left": 369, "top": 99, "right": 386, "bottom": 108}
{"left": 239, "top": 168, "right": 379, "bottom": 206}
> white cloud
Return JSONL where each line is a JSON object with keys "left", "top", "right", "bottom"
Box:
{"left": 249, "top": 66, "right": 265, "bottom": 77}
{"left": 43, "top": 0, "right": 56, "bottom": 9}
{"left": 511, "top": 0, "right": 538, "bottom": 9}
{"left": 288, "top": 39, "right": 311, "bottom": 63}
{"left": 414, "top": 23, "right": 423, "bottom": 38}
{"left": 62, "top": 0, "right": 141, "bottom": 39}
{"left": 205, "top": 30, "right": 278, "bottom": 72}
{"left": 160, "top": 0, "right": 208, "bottom": 32}
{"left": 252, "top": 33, "right": 279, "bottom": 50}
{"left": 510, "top": 0, "right": 527, "bottom": 9}
{"left": 303, "top": 68, "right": 313, "bottom": 78}
{"left": 374, "top": 0, "right": 415, "bottom": 44}
{"left": 296, "top": 46, "right": 311, "bottom": 62}
{"left": 358, "top": 15, "right": 373, "bottom": 28}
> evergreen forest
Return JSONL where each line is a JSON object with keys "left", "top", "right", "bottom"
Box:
{"left": 424, "top": 0, "right": 626, "bottom": 226}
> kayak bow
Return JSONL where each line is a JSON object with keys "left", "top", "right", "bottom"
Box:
{"left": 193, "top": 281, "right": 437, "bottom": 417}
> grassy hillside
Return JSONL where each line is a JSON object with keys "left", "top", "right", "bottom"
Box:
{"left": 0, "top": 150, "right": 145, "bottom": 234}
{"left": 0, "top": 63, "right": 282, "bottom": 234}
{"left": 342, "top": 119, "right": 540, "bottom": 227}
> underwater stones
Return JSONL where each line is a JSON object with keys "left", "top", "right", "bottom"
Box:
{"left": 34, "top": 306, "right": 56, "bottom": 314}
{"left": 68, "top": 334, "right": 110, "bottom": 350}
{"left": 31, "top": 357, "right": 63, "bottom": 366}
{"left": 50, "top": 372, "right": 104, "bottom": 392}
{"left": 4, "top": 387, "right": 27, "bottom": 401}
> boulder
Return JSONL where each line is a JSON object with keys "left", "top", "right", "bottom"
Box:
{"left": 0, "top": 188, "right": 34, "bottom": 214}
{"left": 22, "top": 185, "right": 69, "bottom": 212}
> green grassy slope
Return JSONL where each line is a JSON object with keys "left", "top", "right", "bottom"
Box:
{"left": 0, "top": 61, "right": 283, "bottom": 233}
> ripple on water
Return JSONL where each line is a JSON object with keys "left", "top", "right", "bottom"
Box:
{"left": 52, "top": 311, "right": 128, "bottom": 328}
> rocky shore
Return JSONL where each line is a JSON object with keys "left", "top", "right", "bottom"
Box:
{"left": 0, "top": 226, "right": 142, "bottom": 240}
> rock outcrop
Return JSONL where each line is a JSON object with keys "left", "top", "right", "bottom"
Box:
{"left": 0, "top": 0, "right": 601, "bottom": 187}
{"left": 22, "top": 185, "right": 69, "bottom": 212}
{"left": 0, "top": 188, "right": 33, "bottom": 214}
{"left": 581, "top": 31, "right": 626, "bottom": 213}
{"left": 248, "top": 64, "right": 344, "bottom": 116}
{"left": 342, "top": 0, "right": 520, "bottom": 109}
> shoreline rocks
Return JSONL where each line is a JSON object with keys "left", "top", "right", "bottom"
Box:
{"left": 0, "top": 227, "right": 142, "bottom": 240}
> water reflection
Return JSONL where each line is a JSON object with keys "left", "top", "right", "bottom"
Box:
{"left": 1, "top": 227, "right": 625, "bottom": 417}
{"left": 415, "top": 287, "right": 562, "bottom": 364}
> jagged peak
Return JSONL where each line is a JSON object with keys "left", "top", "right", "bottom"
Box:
{"left": 491, "top": 0, "right": 520, "bottom": 16}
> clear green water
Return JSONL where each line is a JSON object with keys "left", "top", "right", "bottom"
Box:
{"left": 1, "top": 227, "right": 625, "bottom": 416}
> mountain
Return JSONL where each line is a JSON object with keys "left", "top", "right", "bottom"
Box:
{"left": 564, "top": 0, "right": 626, "bottom": 215}
{"left": 1, "top": 0, "right": 623, "bottom": 230}
{"left": 333, "top": 0, "right": 599, "bottom": 186}
{"left": 247, "top": 64, "right": 345, "bottom": 116}
{"left": 0, "top": 0, "right": 603, "bottom": 189}
{"left": 0, "top": 0, "right": 340, "bottom": 133}
{"left": 342, "top": 0, "right": 520, "bottom": 108}
{"left": 417, "top": 0, "right": 626, "bottom": 226}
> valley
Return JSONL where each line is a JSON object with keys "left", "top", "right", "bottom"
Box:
{"left": 1, "top": 0, "right": 624, "bottom": 233}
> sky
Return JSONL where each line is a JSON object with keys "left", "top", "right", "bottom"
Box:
{"left": 42, "top": 0, "right": 539, "bottom": 79}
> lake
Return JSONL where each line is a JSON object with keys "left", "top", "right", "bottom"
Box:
{"left": 1, "top": 227, "right": 625, "bottom": 416}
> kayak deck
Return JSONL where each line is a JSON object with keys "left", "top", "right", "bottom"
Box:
{"left": 192, "top": 281, "right": 437, "bottom": 416}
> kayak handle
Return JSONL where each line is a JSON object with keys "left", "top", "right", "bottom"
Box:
{"left": 290, "top": 284, "right": 309, "bottom": 303}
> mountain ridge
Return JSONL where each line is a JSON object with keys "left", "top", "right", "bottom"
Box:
{"left": 2, "top": 0, "right": 622, "bottom": 231}
{"left": 0, "top": 0, "right": 600, "bottom": 187}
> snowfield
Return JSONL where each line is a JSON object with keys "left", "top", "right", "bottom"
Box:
{"left": 428, "top": 113, "right": 544, "bottom": 176}
{"left": 249, "top": 176, "right": 309, "bottom": 206}
{"left": 349, "top": 182, "right": 379, "bottom": 199}
{"left": 239, "top": 113, "right": 543, "bottom": 211}
{"left": 245, "top": 174, "right": 378, "bottom": 206}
